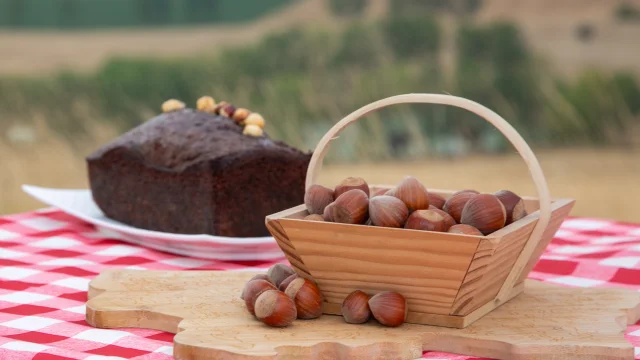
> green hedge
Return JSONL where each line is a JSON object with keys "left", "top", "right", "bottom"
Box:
{"left": 0, "top": 0, "right": 293, "bottom": 29}
{"left": 0, "top": 18, "right": 638, "bottom": 161}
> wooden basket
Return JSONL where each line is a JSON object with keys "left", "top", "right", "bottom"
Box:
{"left": 265, "top": 94, "right": 575, "bottom": 329}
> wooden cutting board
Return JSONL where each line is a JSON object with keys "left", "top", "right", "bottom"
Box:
{"left": 86, "top": 269, "right": 640, "bottom": 360}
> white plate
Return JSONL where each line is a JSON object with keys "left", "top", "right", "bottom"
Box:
{"left": 22, "top": 185, "right": 285, "bottom": 261}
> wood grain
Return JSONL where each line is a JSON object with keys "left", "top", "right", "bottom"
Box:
{"left": 272, "top": 216, "right": 481, "bottom": 316}
{"left": 86, "top": 270, "right": 640, "bottom": 360}
{"left": 267, "top": 186, "right": 575, "bottom": 326}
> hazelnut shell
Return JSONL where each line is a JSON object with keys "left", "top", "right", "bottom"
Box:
{"left": 427, "top": 193, "right": 446, "bottom": 210}
{"left": 429, "top": 208, "right": 456, "bottom": 230}
{"left": 243, "top": 279, "right": 277, "bottom": 315}
{"left": 404, "top": 209, "right": 447, "bottom": 232}
{"left": 284, "top": 277, "right": 324, "bottom": 319}
{"left": 267, "top": 263, "right": 296, "bottom": 288}
{"left": 304, "top": 185, "right": 335, "bottom": 215}
{"left": 278, "top": 274, "right": 299, "bottom": 292}
{"left": 330, "top": 189, "right": 369, "bottom": 224}
{"left": 334, "top": 177, "right": 370, "bottom": 198}
{"left": 494, "top": 190, "right": 527, "bottom": 225}
{"left": 368, "top": 195, "right": 409, "bottom": 228}
{"left": 240, "top": 274, "right": 272, "bottom": 299}
{"left": 371, "top": 188, "right": 390, "bottom": 198}
{"left": 254, "top": 290, "right": 297, "bottom": 327}
{"left": 443, "top": 191, "right": 478, "bottom": 223}
{"left": 341, "top": 290, "right": 371, "bottom": 324}
{"left": 323, "top": 202, "right": 335, "bottom": 222}
{"left": 393, "top": 176, "right": 430, "bottom": 211}
{"left": 448, "top": 224, "right": 483, "bottom": 236}
{"left": 460, "top": 194, "right": 507, "bottom": 235}
{"left": 368, "top": 291, "right": 408, "bottom": 327}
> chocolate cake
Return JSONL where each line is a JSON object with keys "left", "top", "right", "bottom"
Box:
{"left": 86, "top": 101, "right": 312, "bottom": 237}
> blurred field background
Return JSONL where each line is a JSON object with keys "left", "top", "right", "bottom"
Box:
{"left": 1, "top": 0, "right": 640, "bottom": 221}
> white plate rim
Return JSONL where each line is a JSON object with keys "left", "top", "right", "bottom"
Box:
{"left": 22, "top": 184, "right": 277, "bottom": 246}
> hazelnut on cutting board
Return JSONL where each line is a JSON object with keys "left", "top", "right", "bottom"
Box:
{"left": 341, "top": 290, "right": 371, "bottom": 324}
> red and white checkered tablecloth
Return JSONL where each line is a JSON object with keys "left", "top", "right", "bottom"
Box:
{"left": 0, "top": 208, "right": 639, "bottom": 360}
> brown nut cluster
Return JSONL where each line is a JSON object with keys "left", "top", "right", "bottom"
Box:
{"left": 243, "top": 264, "right": 323, "bottom": 327}
{"left": 340, "top": 290, "right": 408, "bottom": 327}
{"left": 164, "top": 96, "right": 267, "bottom": 137}
{"left": 302, "top": 176, "right": 528, "bottom": 236}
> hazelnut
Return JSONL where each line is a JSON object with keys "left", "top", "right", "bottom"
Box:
{"left": 323, "top": 202, "right": 335, "bottom": 222}
{"left": 196, "top": 96, "right": 216, "bottom": 113}
{"left": 429, "top": 208, "right": 456, "bottom": 230}
{"left": 267, "top": 263, "right": 296, "bottom": 288}
{"left": 341, "top": 290, "right": 371, "bottom": 324}
{"left": 334, "top": 177, "right": 370, "bottom": 198}
{"left": 240, "top": 274, "right": 272, "bottom": 299}
{"left": 278, "top": 274, "right": 299, "bottom": 292}
{"left": 368, "top": 195, "right": 409, "bottom": 228}
{"left": 244, "top": 113, "right": 265, "bottom": 128}
{"left": 494, "top": 190, "right": 527, "bottom": 225}
{"left": 233, "top": 108, "right": 251, "bottom": 123}
{"left": 385, "top": 188, "right": 396, "bottom": 197}
{"left": 460, "top": 194, "right": 507, "bottom": 235}
{"left": 220, "top": 104, "right": 237, "bottom": 118}
{"left": 329, "top": 189, "right": 369, "bottom": 224}
{"left": 371, "top": 188, "right": 390, "bottom": 198}
{"left": 443, "top": 190, "right": 478, "bottom": 223}
{"left": 404, "top": 209, "right": 446, "bottom": 232}
{"left": 304, "top": 185, "right": 334, "bottom": 215}
{"left": 243, "top": 279, "right": 277, "bottom": 315}
{"left": 368, "top": 291, "right": 408, "bottom": 327}
{"left": 393, "top": 176, "right": 429, "bottom": 211}
{"left": 448, "top": 224, "right": 483, "bottom": 236}
{"left": 428, "top": 193, "right": 446, "bottom": 210}
{"left": 254, "top": 290, "right": 297, "bottom": 327}
{"left": 284, "top": 277, "right": 324, "bottom": 319}
{"left": 213, "top": 101, "right": 228, "bottom": 115}
{"left": 161, "top": 99, "right": 185, "bottom": 113}
{"left": 243, "top": 124, "right": 264, "bottom": 137}
{"left": 304, "top": 214, "right": 325, "bottom": 222}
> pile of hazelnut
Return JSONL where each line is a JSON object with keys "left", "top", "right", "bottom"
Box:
{"left": 240, "top": 263, "right": 409, "bottom": 328}
{"left": 241, "top": 263, "right": 323, "bottom": 328}
{"left": 161, "top": 96, "right": 266, "bottom": 137}
{"left": 341, "top": 289, "right": 408, "bottom": 327}
{"left": 304, "top": 176, "right": 528, "bottom": 235}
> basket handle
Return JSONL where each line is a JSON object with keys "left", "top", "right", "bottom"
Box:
{"left": 305, "top": 93, "right": 552, "bottom": 297}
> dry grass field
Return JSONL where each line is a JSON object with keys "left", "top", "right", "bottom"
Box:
{"left": 1, "top": 0, "right": 639, "bottom": 76}
{"left": 2, "top": 128, "right": 639, "bottom": 223}
{"left": 318, "top": 148, "right": 640, "bottom": 223}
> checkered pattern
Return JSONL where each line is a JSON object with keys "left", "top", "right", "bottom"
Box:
{"left": 0, "top": 209, "right": 638, "bottom": 360}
